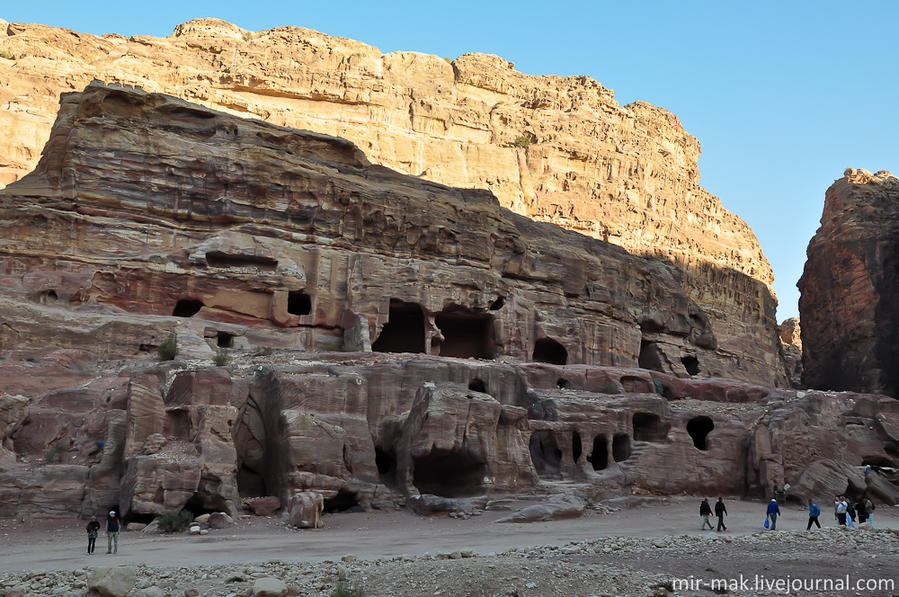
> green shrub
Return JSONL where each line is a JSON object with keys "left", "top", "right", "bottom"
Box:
{"left": 652, "top": 379, "right": 665, "bottom": 396}
{"left": 331, "top": 575, "right": 365, "bottom": 597}
{"left": 242, "top": 31, "right": 254, "bottom": 41}
{"left": 602, "top": 382, "right": 620, "bottom": 394}
{"left": 157, "top": 508, "right": 194, "bottom": 533}
{"left": 213, "top": 348, "right": 229, "bottom": 367}
{"left": 254, "top": 345, "right": 273, "bottom": 357}
{"left": 43, "top": 444, "right": 66, "bottom": 464}
{"left": 512, "top": 134, "right": 533, "bottom": 148}
{"left": 157, "top": 335, "right": 178, "bottom": 361}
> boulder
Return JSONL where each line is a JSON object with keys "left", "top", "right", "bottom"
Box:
{"left": 208, "top": 511, "right": 235, "bottom": 529}
{"left": 248, "top": 496, "right": 281, "bottom": 516}
{"left": 87, "top": 566, "right": 137, "bottom": 597}
{"left": 288, "top": 492, "right": 323, "bottom": 529}
{"left": 495, "top": 494, "right": 586, "bottom": 523}
{"left": 253, "top": 577, "right": 288, "bottom": 597}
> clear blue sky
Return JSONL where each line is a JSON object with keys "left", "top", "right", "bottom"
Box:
{"left": 5, "top": 1, "right": 897, "bottom": 321}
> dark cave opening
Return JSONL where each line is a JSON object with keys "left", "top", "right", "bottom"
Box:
{"left": 287, "top": 291, "right": 312, "bottom": 316}
{"left": 468, "top": 378, "right": 487, "bottom": 393}
{"left": 612, "top": 433, "right": 631, "bottom": 462}
{"left": 687, "top": 416, "right": 714, "bottom": 451}
{"left": 633, "top": 412, "right": 669, "bottom": 442}
{"left": 173, "top": 299, "right": 204, "bottom": 317}
{"left": 237, "top": 464, "right": 267, "bottom": 498}
{"left": 681, "top": 355, "right": 700, "bottom": 376}
{"left": 216, "top": 331, "right": 234, "bottom": 348}
{"left": 324, "top": 489, "right": 361, "bottom": 513}
{"left": 529, "top": 430, "right": 562, "bottom": 478}
{"left": 589, "top": 435, "right": 609, "bottom": 470}
{"left": 434, "top": 305, "right": 495, "bottom": 359}
{"left": 533, "top": 338, "right": 567, "bottom": 365}
{"left": 489, "top": 296, "right": 505, "bottom": 310}
{"left": 372, "top": 299, "right": 426, "bottom": 354}
{"left": 412, "top": 449, "right": 486, "bottom": 497}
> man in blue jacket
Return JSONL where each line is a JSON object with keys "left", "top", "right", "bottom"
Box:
{"left": 766, "top": 498, "right": 781, "bottom": 530}
{"left": 806, "top": 502, "right": 821, "bottom": 530}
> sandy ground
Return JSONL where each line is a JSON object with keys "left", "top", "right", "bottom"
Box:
{"left": 0, "top": 497, "right": 897, "bottom": 596}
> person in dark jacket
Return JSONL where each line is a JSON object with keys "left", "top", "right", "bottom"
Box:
{"left": 699, "top": 498, "right": 713, "bottom": 530}
{"left": 106, "top": 510, "right": 120, "bottom": 554}
{"left": 854, "top": 499, "right": 868, "bottom": 524}
{"left": 806, "top": 502, "right": 821, "bottom": 530}
{"left": 714, "top": 497, "right": 727, "bottom": 531}
{"left": 85, "top": 516, "right": 100, "bottom": 554}
{"left": 766, "top": 498, "right": 781, "bottom": 530}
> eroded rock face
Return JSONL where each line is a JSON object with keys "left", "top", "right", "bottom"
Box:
{"left": 779, "top": 318, "right": 802, "bottom": 388}
{"left": 0, "top": 19, "right": 782, "bottom": 383}
{"left": 799, "top": 169, "right": 899, "bottom": 397}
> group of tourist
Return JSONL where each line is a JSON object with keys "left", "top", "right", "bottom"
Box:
{"left": 700, "top": 495, "right": 876, "bottom": 532}
{"left": 85, "top": 510, "right": 119, "bottom": 554}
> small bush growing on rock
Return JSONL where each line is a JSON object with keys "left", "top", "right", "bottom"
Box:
{"left": 43, "top": 444, "right": 66, "bottom": 463}
{"left": 157, "top": 508, "right": 194, "bottom": 533}
{"left": 652, "top": 379, "right": 665, "bottom": 396}
{"left": 512, "top": 134, "right": 533, "bottom": 148}
{"left": 602, "top": 382, "right": 620, "bottom": 394}
{"left": 213, "top": 348, "right": 229, "bottom": 367}
{"left": 157, "top": 335, "right": 178, "bottom": 361}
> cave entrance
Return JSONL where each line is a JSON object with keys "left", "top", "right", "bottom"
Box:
{"left": 633, "top": 412, "right": 669, "bottom": 442}
{"left": 533, "top": 338, "right": 567, "bottom": 365}
{"left": 612, "top": 433, "right": 631, "bottom": 461}
{"left": 468, "top": 378, "right": 487, "bottom": 393}
{"left": 184, "top": 491, "right": 224, "bottom": 517}
{"left": 639, "top": 340, "right": 664, "bottom": 372}
{"left": 682, "top": 355, "right": 700, "bottom": 376}
{"left": 216, "top": 331, "right": 234, "bottom": 348}
{"left": 529, "top": 430, "right": 562, "bottom": 478}
{"left": 288, "top": 291, "right": 312, "bottom": 316}
{"left": 687, "top": 416, "right": 714, "bottom": 450}
{"left": 372, "top": 299, "right": 426, "bottom": 353}
{"left": 434, "top": 305, "right": 495, "bottom": 359}
{"left": 412, "top": 449, "right": 486, "bottom": 497}
{"left": 572, "top": 430, "right": 582, "bottom": 463}
{"left": 323, "top": 489, "right": 361, "bottom": 513}
{"left": 375, "top": 446, "right": 398, "bottom": 488}
{"left": 589, "top": 435, "right": 609, "bottom": 470}
{"left": 173, "top": 299, "right": 204, "bottom": 317}
{"left": 237, "top": 464, "right": 267, "bottom": 498}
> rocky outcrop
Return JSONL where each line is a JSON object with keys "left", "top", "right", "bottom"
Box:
{"left": 0, "top": 85, "right": 893, "bottom": 519}
{"left": 0, "top": 19, "right": 783, "bottom": 385}
{"left": 798, "top": 169, "right": 899, "bottom": 397}
{"left": 778, "top": 317, "right": 802, "bottom": 388}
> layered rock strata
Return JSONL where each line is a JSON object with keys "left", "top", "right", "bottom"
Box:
{"left": 0, "top": 19, "right": 784, "bottom": 385}
{"left": 798, "top": 169, "right": 899, "bottom": 397}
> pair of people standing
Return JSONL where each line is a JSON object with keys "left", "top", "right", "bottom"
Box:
{"left": 85, "top": 510, "right": 119, "bottom": 554}
{"left": 699, "top": 498, "right": 727, "bottom": 531}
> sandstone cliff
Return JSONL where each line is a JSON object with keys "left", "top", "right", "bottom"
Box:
{"left": 0, "top": 86, "right": 893, "bottom": 519}
{"left": 0, "top": 18, "right": 784, "bottom": 386}
{"left": 799, "top": 168, "right": 899, "bottom": 397}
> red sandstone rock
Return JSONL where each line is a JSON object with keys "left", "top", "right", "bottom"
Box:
{"left": 799, "top": 169, "right": 899, "bottom": 397}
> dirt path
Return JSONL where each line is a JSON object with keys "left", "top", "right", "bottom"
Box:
{"left": 0, "top": 497, "right": 895, "bottom": 574}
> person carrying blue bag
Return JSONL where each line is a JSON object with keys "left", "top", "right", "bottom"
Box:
{"left": 766, "top": 498, "right": 780, "bottom": 530}
{"left": 807, "top": 502, "right": 821, "bottom": 530}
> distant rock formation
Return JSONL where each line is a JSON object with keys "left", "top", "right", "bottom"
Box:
{"left": 779, "top": 317, "right": 802, "bottom": 388}
{"left": 799, "top": 169, "right": 899, "bottom": 397}
{"left": 0, "top": 18, "right": 784, "bottom": 385}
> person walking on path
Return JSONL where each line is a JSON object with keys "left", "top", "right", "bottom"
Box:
{"left": 854, "top": 499, "right": 869, "bottom": 524}
{"left": 806, "top": 502, "right": 821, "bottom": 530}
{"left": 766, "top": 499, "right": 780, "bottom": 530}
{"left": 834, "top": 495, "right": 847, "bottom": 526}
{"left": 864, "top": 496, "right": 875, "bottom": 527}
{"left": 699, "top": 498, "right": 714, "bottom": 530}
{"left": 714, "top": 497, "right": 727, "bottom": 531}
{"left": 106, "top": 510, "right": 120, "bottom": 554}
{"left": 846, "top": 498, "right": 856, "bottom": 528}
{"left": 85, "top": 516, "right": 100, "bottom": 554}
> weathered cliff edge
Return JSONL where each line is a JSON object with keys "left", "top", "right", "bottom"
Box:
{"left": 799, "top": 168, "right": 899, "bottom": 397}
{"left": 0, "top": 18, "right": 784, "bottom": 385}
{"left": 0, "top": 84, "right": 894, "bottom": 520}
